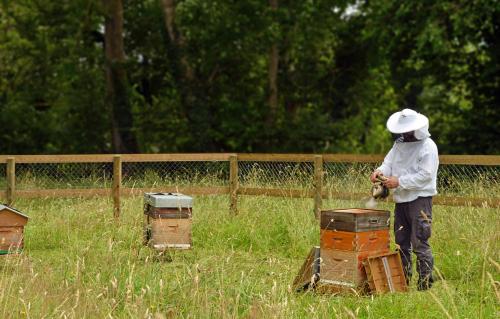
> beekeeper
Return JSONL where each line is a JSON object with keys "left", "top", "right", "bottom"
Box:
{"left": 370, "top": 108, "right": 439, "bottom": 290}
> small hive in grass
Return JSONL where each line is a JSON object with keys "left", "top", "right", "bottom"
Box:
{"left": 143, "top": 193, "right": 193, "bottom": 250}
{"left": 0, "top": 204, "right": 29, "bottom": 255}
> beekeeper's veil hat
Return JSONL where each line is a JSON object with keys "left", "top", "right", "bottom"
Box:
{"left": 386, "top": 108, "right": 430, "bottom": 139}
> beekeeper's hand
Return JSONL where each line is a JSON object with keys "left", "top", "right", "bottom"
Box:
{"left": 382, "top": 176, "right": 399, "bottom": 189}
{"left": 370, "top": 170, "right": 383, "bottom": 183}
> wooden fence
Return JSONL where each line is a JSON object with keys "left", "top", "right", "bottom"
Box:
{"left": 1, "top": 154, "right": 499, "bottom": 218}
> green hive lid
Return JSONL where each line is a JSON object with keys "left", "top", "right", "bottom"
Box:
{"left": 144, "top": 192, "right": 193, "bottom": 208}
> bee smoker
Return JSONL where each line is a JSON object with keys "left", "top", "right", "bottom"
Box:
{"left": 371, "top": 175, "right": 390, "bottom": 199}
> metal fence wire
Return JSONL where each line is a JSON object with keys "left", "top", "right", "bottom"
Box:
{"left": 238, "top": 161, "right": 314, "bottom": 189}
{"left": 1, "top": 155, "right": 499, "bottom": 201}
{"left": 438, "top": 164, "right": 500, "bottom": 197}
{"left": 323, "top": 162, "right": 378, "bottom": 195}
{"left": 15, "top": 163, "right": 113, "bottom": 190}
{"left": 121, "top": 161, "right": 229, "bottom": 188}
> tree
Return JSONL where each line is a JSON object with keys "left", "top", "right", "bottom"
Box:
{"left": 103, "top": 0, "right": 138, "bottom": 153}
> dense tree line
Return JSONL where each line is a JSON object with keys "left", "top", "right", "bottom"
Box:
{"left": 1, "top": 0, "right": 498, "bottom": 154}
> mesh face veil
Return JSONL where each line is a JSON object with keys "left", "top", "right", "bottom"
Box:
{"left": 391, "top": 124, "right": 431, "bottom": 143}
{"left": 392, "top": 131, "right": 418, "bottom": 143}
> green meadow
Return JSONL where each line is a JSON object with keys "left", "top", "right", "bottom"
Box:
{"left": 0, "top": 195, "right": 498, "bottom": 318}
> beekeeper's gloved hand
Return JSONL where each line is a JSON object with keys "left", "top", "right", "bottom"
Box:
{"left": 370, "top": 170, "right": 383, "bottom": 183}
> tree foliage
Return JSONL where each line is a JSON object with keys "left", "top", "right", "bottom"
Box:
{"left": 0, "top": 0, "right": 498, "bottom": 154}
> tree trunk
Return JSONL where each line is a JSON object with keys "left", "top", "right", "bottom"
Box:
{"left": 160, "top": 0, "right": 215, "bottom": 151}
{"left": 161, "top": 0, "right": 194, "bottom": 82}
{"left": 103, "top": 0, "right": 139, "bottom": 153}
{"left": 267, "top": 0, "right": 279, "bottom": 126}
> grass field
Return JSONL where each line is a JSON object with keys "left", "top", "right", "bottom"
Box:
{"left": 0, "top": 195, "right": 498, "bottom": 318}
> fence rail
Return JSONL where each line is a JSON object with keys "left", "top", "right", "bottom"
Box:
{"left": 2, "top": 153, "right": 500, "bottom": 164}
{"left": 1, "top": 154, "right": 499, "bottom": 217}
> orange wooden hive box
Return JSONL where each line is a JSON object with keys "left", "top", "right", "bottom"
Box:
{"left": 320, "top": 229, "right": 390, "bottom": 252}
{"left": 0, "top": 204, "right": 29, "bottom": 255}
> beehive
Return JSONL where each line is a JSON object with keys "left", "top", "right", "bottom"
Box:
{"left": 143, "top": 193, "right": 193, "bottom": 250}
{"left": 319, "top": 208, "right": 391, "bottom": 292}
{"left": 0, "top": 204, "right": 29, "bottom": 255}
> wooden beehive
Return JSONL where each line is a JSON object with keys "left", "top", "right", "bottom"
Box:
{"left": 363, "top": 251, "right": 407, "bottom": 294}
{"left": 319, "top": 209, "right": 391, "bottom": 292}
{"left": 0, "top": 204, "right": 29, "bottom": 255}
{"left": 143, "top": 193, "right": 193, "bottom": 250}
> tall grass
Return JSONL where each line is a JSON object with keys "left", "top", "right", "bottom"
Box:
{"left": 0, "top": 193, "right": 498, "bottom": 318}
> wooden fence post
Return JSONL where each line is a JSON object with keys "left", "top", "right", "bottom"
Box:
{"left": 314, "top": 155, "right": 323, "bottom": 220}
{"left": 229, "top": 155, "right": 239, "bottom": 215}
{"left": 6, "top": 157, "right": 15, "bottom": 205}
{"left": 113, "top": 155, "right": 122, "bottom": 219}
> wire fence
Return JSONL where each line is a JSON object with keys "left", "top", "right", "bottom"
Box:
{"left": 1, "top": 154, "right": 499, "bottom": 209}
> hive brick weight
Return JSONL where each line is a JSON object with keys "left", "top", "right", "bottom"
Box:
{"left": 320, "top": 208, "right": 390, "bottom": 232}
{"left": 143, "top": 193, "right": 193, "bottom": 250}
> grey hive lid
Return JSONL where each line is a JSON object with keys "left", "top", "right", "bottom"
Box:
{"left": 0, "top": 204, "right": 29, "bottom": 219}
{"left": 144, "top": 192, "right": 193, "bottom": 208}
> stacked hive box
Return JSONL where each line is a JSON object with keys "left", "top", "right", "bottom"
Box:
{"left": 143, "top": 192, "right": 193, "bottom": 250}
{"left": 318, "top": 208, "right": 390, "bottom": 292}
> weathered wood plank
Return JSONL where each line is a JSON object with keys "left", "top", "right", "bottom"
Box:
{"left": 0, "top": 153, "right": 235, "bottom": 163}
{"left": 121, "top": 153, "right": 235, "bottom": 162}
{"left": 122, "top": 186, "right": 230, "bottom": 196}
{"left": 229, "top": 155, "right": 239, "bottom": 215}
{"left": 9, "top": 186, "right": 229, "bottom": 198}
{"left": 323, "top": 154, "right": 384, "bottom": 163}
{"left": 0, "top": 155, "right": 115, "bottom": 163}
{"left": 439, "top": 155, "right": 500, "bottom": 166}
{"left": 0, "top": 153, "right": 499, "bottom": 165}
{"left": 14, "top": 189, "right": 111, "bottom": 198}
{"left": 238, "top": 187, "right": 314, "bottom": 198}
{"left": 1, "top": 187, "right": 498, "bottom": 208}
{"left": 237, "top": 154, "right": 315, "bottom": 162}
{"left": 6, "top": 157, "right": 15, "bottom": 205}
{"left": 113, "top": 155, "right": 122, "bottom": 219}
{"left": 314, "top": 155, "right": 323, "bottom": 219}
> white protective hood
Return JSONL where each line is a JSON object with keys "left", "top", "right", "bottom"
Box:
{"left": 386, "top": 108, "right": 429, "bottom": 134}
